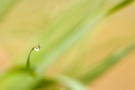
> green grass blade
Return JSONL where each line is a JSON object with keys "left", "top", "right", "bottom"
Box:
{"left": 80, "top": 43, "right": 135, "bottom": 84}
{"left": 0, "top": 0, "right": 19, "bottom": 22}
{"left": 56, "top": 75, "right": 89, "bottom": 90}
{"left": 107, "top": 0, "right": 134, "bottom": 16}
{"left": 62, "top": 0, "right": 135, "bottom": 77}
{"left": 32, "top": 0, "right": 107, "bottom": 74}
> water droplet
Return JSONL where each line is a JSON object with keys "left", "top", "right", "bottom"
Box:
{"left": 34, "top": 44, "right": 40, "bottom": 52}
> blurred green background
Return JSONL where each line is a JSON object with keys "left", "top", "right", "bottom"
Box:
{"left": 0, "top": 0, "right": 135, "bottom": 90}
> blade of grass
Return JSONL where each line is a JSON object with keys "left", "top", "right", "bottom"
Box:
{"left": 56, "top": 75, "right": 89, "bottom": 90}
{"left": 34, "top": 1, "right": 135, "bottom": 74}
{"left": 32, "top": 0, "right": 107, "bottom": 74}
{"left": 80, "top": 43, "right": 135, "bottom": 84}
{"left": 64, "top": 35, "right": 135, "bottom": 77}
{"left": 35, "top": 14, "right": 106, "bottom": 74}
{"left": 107, "top": 0, "right": 134, "bottom": 16}
{"left": 0, "top": 0, "right": 19, "bottom": 22}
{"left": 32, "top": 75, "right": 88, "bottom": 90}
{"left": 35, "top": 0, "right": 106, "bottom": 52}
{"left": 58, "top": 0, "right": 135, "bottom": 77}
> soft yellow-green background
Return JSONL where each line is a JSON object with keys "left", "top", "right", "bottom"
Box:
{"left": 0, "top": 0, "right": 135, "bottom": 90}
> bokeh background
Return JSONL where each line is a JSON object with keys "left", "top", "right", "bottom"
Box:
{"left": 0, "top": 0, "right": 135, "bottom": 90}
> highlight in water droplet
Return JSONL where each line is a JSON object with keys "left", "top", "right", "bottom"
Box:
{"left": 34, "top": 44, "right": 40, "bottom": 52}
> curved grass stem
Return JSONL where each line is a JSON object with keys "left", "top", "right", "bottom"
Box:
{"left": 26, "top": 44, "right": 40, "bottom": 76}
